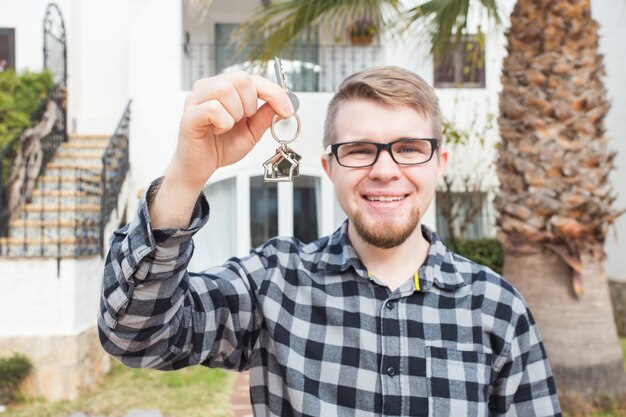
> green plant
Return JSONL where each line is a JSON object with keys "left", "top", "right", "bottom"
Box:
{"left": 0, "top": 69, "right": 53, "bottom": 182}
{"left": 450, "top": 238, "right": 503, "bottom": 275}
{"left": 0, "top": 353, "right": 32, "bottom": 403}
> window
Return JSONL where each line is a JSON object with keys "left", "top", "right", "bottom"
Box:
{"left": 188, "top": 172, "right": 332, "bottom": 271}
{"left": 250, "top": 176, "right": 279, "bottom": 247}
{"left": 434, "top": 34, "right": 485, "bottom": 88}
{"left": 293, "top": 176, "right": 320, "bottom": 243}
{"left": 250, "top": 175, "right": 322, "bottom": 246}
{"left": 435, "top": 191, "right": 492, "bottom": 241}
{"left": 0, "top": 29, "right": 16, "bottom": 71}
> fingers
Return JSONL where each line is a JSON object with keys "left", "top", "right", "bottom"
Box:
{"left": 186, "top": 72, "right": 294, "bottom": 124}
{"left": 183, "top": 100, "right": 235, "bottom": 136}
{"left": 249, "top": 74, "right": 294, "bottom": 118}
{"left": 247, "top": 102, "right": 279, "bottom": 142}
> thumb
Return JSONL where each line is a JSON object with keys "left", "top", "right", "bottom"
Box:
{"left": 247, "top": 102, "right": 280, "bottom": 142}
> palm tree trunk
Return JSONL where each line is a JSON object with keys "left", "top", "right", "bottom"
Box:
{"left": 496, "top": 0, "right": 626, "bottom": 406}
{"left": 503, "top": 250, "right": 626, "bottom": 400}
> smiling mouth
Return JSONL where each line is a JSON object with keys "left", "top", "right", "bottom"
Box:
{"left": 364, "top": 195, "right": 407, "bottom": 202}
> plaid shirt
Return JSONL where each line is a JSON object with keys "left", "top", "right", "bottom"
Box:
{"left": 99, "top": 177, "right": 561, "bottom": 417}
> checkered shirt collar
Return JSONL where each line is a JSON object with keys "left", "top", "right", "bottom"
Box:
{"left": 312, "top": 220, "right": 467, "bottom": 292}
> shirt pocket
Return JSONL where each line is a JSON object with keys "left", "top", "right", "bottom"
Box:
{"left": 426, "top": 346, "right": 492, "bottom": 417}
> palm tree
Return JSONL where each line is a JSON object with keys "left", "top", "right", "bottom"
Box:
{"left": 230, "top": 0, "right": 625, "bottom": 407}
{"left": 231, "top": 0, "right": 501, "bottom": 63}
{"left": 495, "top": 0, "right": 626, "bottom": 404}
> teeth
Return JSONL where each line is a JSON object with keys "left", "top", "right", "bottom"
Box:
{"left": 366, "top": 195, "right": 404, "bottom": 202}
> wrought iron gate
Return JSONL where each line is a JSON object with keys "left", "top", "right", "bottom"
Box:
{"left": 43, "top": 3, "right": 67, "bottom": 84}
{"left": 42, "top": 3, "right": 68, "bottom": 154}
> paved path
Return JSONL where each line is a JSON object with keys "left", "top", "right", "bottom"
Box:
{"left": 230, "top": 371, "right": 253, "bottom": 417}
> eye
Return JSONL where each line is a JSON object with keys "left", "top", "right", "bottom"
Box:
{"left": 394, "top": 140, "right": 430, "bottom": 155}
{"left": 341, "top": 143, "right": 375, "bottom": 156}
{"left": 396, "top": 145, "right": 420, "bottom": 154}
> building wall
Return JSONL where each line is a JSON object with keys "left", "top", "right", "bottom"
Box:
{"left": 0, "top": 258, "right": 109, "bottom": 399}
{"left": 0, "top": 0, "right": 129, "bottom": 136}
{"left": 69, "top": 0, "right": 130, "bottom": 134}
{"left": 592, "top": 1, "right": 626, "bottom": 282}
{"left": 0, "top": 258, "right": 104, "bottom": 336}
{"left": 0, "top": 327, "right": 110, "bottom": 401}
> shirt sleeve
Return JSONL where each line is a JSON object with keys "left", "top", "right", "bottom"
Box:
{"left": 97, "top": 177, "right": 265, "bottom": 371}
{"left": 489, "top": 298, "right": 562, "bottom": 416}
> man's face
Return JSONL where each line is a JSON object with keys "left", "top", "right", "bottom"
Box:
{"left": 321, "top": 98, "right": 448, "bottom": 249}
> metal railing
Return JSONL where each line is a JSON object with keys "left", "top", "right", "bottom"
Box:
{"left": 99, "top": 100, "right": 131, "bottom": 256}
{"left": 0, "top": 96, "right": 131, "bottom": 260}
{"left": 183, "top": 43, "right": 383, "bottom": 92}
{"left": 0, "top": 167, "right": 102, "bottom": 259}
{"left": 0, "top": 81, "right": 67, "bottom": 238}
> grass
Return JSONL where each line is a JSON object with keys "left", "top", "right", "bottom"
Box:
{"left": 3, "top": 360, "right": 236, "bottom": 417}
{"left": 4, "top": 338, "right": 626, "bottom": 417}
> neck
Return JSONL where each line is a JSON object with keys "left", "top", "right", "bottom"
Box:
{"left": 348, "top": 223, "right": 430, "bottom": 291}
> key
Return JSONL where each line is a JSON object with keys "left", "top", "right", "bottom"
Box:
{"left": 274, "top": 57, "right": 300, "bottom": 113}
{"left": 263, "top": 57, "right": 302, "bottom": 183}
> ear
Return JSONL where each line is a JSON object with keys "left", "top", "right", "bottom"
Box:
{"left": 436, "top": 148, "right": 449, "bottom": 180}
{"left": 321, "top": 154, "right": 334, "bottom": 181}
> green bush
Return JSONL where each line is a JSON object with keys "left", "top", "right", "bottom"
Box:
{"left": 0, "top": 353, "right": 32, "bottom": 403}
{"left": 0, "top": 69, "right": 54, "bottom": 182}
{"left": 450, "top": 238, "right": 504, "bottom": 275}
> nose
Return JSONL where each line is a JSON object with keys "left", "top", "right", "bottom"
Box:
{"left": 368, "top": 148, "right": 401, "bottom": 181}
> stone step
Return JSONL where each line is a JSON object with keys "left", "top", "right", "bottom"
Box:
{"left": 9, "top": 224, "right": 99, "bottom": 239}
{"left": 68, "top": 133, "right": 110, "bottom": 140}
{"left": 31, "top": 189, "right": 101, "bottom": 197}
{"left": 23, "top": 203, "right": 100, "bottom": 212}
{"left": 0, "top": 236, "right": 99, "bottom": 257}
{"left": 64, "top": 135, "right": 111, "bottom": 148}
{"left": 62, "top": 141, "right": 109, "bottom": 150}
{"left": 10, "top": 218, "right": 99, "bottom": 229}
{"left": 36, "top": 175, "right": 102, "bottom": 192}
{"left": 52, "top": 153, "right": 126, "bottom": 166}
{"left": 21, "top": 204, "right": 101, "bottom": 221}
{"left": 29, "top": 194, "right": 101, "bottom": 207}
{"left": 55, "top": 149, "right": 105, "bottom": 159}
{"left": 43, "top": 167, "right": 102, "bottom": 179}
{"left": 47, "top": 161, "right": 103, "bottom": 169}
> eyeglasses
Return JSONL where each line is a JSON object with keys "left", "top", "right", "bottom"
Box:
{"left": 325, "top": 138, "right": 439, "bottom": 168}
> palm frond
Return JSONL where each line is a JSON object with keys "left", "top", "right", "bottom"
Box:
{"left": 233, "top": 0, "right": 402, "bottom": 65}
{"left": 390, "top": 0, "right": 502, "bottom": 57}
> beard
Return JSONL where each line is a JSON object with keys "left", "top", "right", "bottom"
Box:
{"left": 351, "top": 206, "right": 421, "bottom": 249}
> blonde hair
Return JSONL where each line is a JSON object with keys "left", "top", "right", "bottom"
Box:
{"left": 323, "top": 66, "right": 442, "bottom": 149}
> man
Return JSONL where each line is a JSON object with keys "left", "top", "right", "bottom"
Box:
{"left": 98, "top": 66, "right": 561, "bottom": 416}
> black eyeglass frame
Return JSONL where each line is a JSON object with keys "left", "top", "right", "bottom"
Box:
{"left": 325, "top": 138, "right": 439, "bottom": 168}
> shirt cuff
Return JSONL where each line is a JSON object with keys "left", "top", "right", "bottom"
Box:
{"left": 124, "top": 176, "right": 210, "bottom": 274}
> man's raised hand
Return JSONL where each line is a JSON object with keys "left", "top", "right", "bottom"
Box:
{"left": 149, "top": 71, "right": 293, "bottom": 229}
{"left": 174, "top": 71, "right": 294, "bottom": 190}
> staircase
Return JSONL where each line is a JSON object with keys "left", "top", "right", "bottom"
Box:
{"left": 0, "top": 134, "right": 113, "bottom": 257}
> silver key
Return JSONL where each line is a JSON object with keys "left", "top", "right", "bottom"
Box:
{"left": 274, "top": 57, "right": 300, "bottom": 113}
{"left": 263, "top": 57, "right": 303, "bottom": 183}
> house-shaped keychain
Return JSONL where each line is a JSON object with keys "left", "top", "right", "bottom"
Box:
{"left": 263, "top": 146, "right": 302, "bottom": 182}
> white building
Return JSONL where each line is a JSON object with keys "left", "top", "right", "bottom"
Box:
{"left": 0, "top": 0, "right": 624, "bottom": 400}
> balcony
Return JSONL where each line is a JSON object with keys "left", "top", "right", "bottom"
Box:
{"left": 182, "top": 43, "right": 383, "bottom": 92}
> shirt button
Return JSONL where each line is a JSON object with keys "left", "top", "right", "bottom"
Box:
{"left": 386, "top": 301, "right": 395, "bottom": 310}
{"left": 386, "top": 367, "right": 396, "bottom": 376}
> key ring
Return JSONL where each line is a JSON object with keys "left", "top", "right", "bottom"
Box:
{"left": 270, "top": 113, "right": 301, "bottom": 145}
